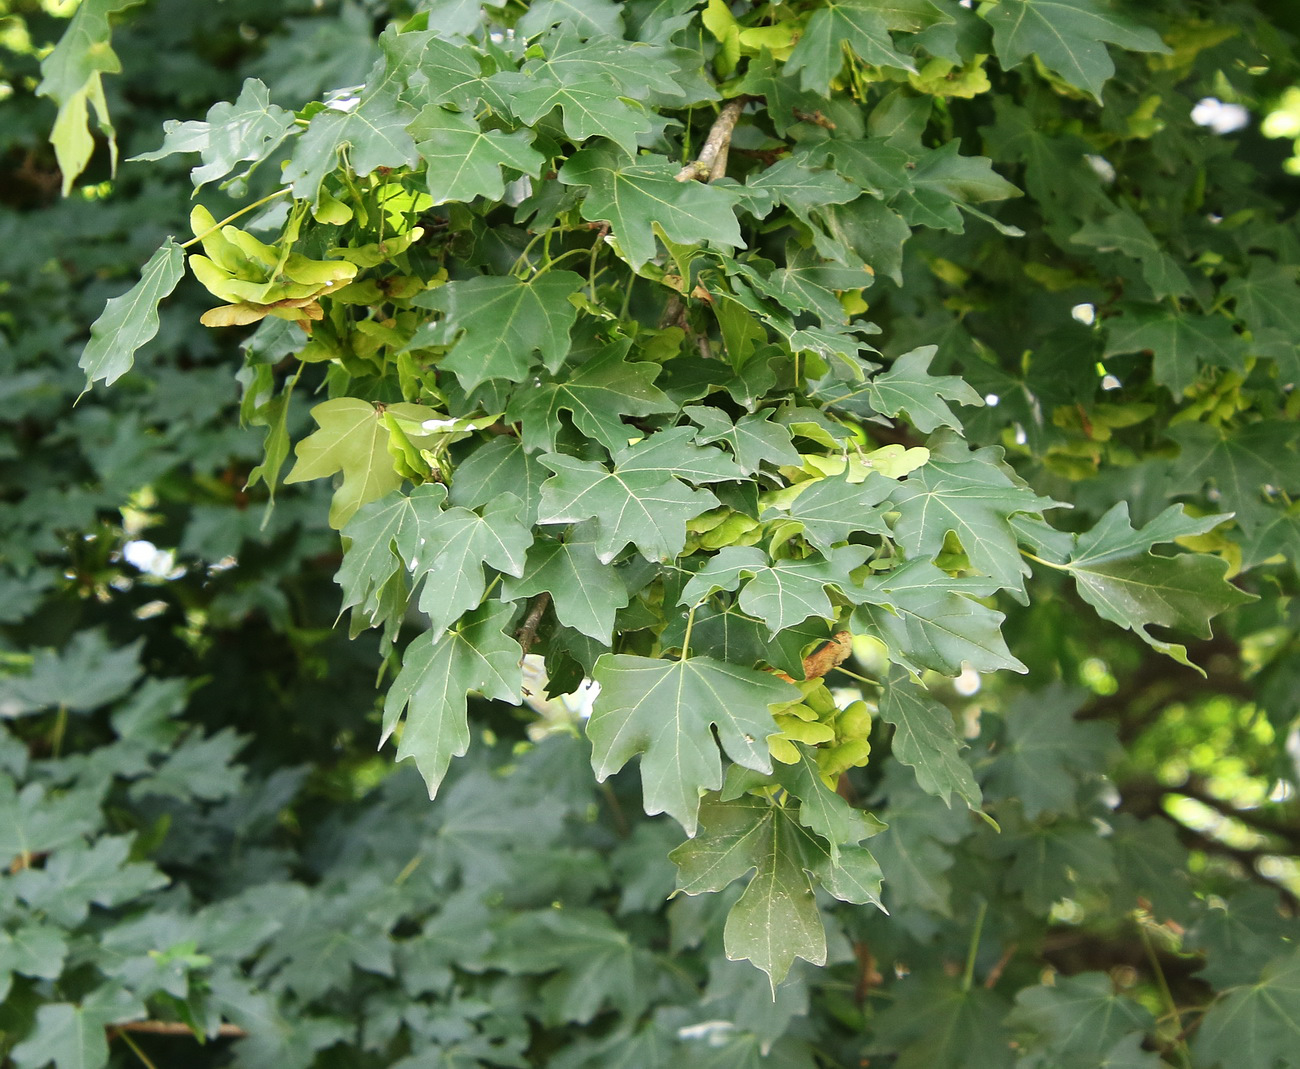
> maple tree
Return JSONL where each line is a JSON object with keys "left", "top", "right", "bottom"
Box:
{"left": 2, "top": 0, "right": 1300, "bottom": 1065}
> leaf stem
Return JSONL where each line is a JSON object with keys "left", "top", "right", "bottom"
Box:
{"left": 113, "top": 1028, "right": 160, "bottom": 1069}
{"left": 179, "top": 188, "right": 293, "bottom": 250}
{"left": 832, "top": 666, "right": 879, "bottom": 688}
{"left": 50, "top": 703, "right": 68, "bottom": 758}
{"left": 1139, "top": 919, "right": 1193, "bottom": 1069}
{"left": 1019, "top": 548, "right": 1068, "bottom": 571}
{"left": 530, "top": 246, "right": 591, "bottom": 278}
{"left": 681, "top": 603, "right": 698, "bottom": 660}
{"left": 961, "top": 899, "right": 988, "bottom": 992}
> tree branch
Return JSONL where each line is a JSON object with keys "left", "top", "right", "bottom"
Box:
{"left": 676, "top": 99, "right": 746, "bottom": 183}
{"left": 110, "top": 1021, "right": 247, "bottom": 1038}
{"left": 516, "top": 592, "right": 551, "bottom": 658}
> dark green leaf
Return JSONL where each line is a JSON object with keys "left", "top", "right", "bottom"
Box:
{"left": 1062, "top": 503, "right": 1256, "bottom": 668}
{"left": 983, "top": 0, "right": 1170, "bottom": 101}
{"left": 780, "top": 473, "right": 894, "bottom": 551}
{"left": 500, "top": 534, "right": 629, "bottom": 643}
{"left": 785, "top": 0, "right": 917, "bottom": 92}
{"left": 854, "top": 559, "right": 1027, "bottom": 676}
{"left": 984, "top": 686, "right": 1118, "bottom": 818}
{"left": 889, "top": 436, "right": 1061, "bottom": 600}
{"left": 538, "top": 452, "right": 720, "bottom": 564}
{"left": 283, "top": 57, "right": 418, "bottom": 204}
{"left": 417, "top": 271, "right": 583, "bottom": 392}
{"left": 879, "top": 668, "right": 982, "bottom": 809}
{"left": 560, "top": 146, "right": 745, "bottom": 269}
{"left": 381, "top": 602, "right": 522, "bottom": 798}
{"left": 589, "top": 655, "right": 798, "bottom": 833}
{"left": 508, "top": 343, "right": 676, "bottom": 453}
{"left": 412, "top": 105, "right": 545, "bottom": 205}
{"left": 1103, "top": 306, "right": 1247, "bottom": 396}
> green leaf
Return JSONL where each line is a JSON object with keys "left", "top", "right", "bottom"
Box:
{"left": 0, "top": 925, "right": 67, "bottom": 1000}
{"left": 909, "top": 140, "right": 1023, "bottom": 209}
{"left": 1224, "top": 258, "right": 1300, "bottom": 347}
{"left": 381, "top": 601, "right": 522, "bottom": 798}
{"left": 12, "top": 836, "right": 167, "bottom": 926}
{"left": 10, "top": 986, "right": 144, "bottom": 1069}
{"left": 336, "top": 487, "right": 434, "bottom": 633}
{"left": 490, "top": 38, "right": 654, "bottom": 159}
{"left": 983, "top": 0, "right": 1170, "bottom": 101}
{"left": 518, "top": 28, "right": 683, "bottom": 100}
{"left": 744, "top": 157, "right": 861, "bottom": 221}
{"left": 283, "top": 57, "right": 418, "bottom": 205}
{"left": 685, "top": 406, "right": 802, "bottom": 475}
{"left": 737, "top": 546, "right": 872, "bottom": 636}
{"left": 670, "top": 795, "right": 883, "bottom": 986}
{"left": 889, "top": 436, "right": 1061, "bottom": 600}
{"left": 1009, "top": 973, "right": 1155, "bottom": 1064}
{"left": 766, "top": 746, "right": 884, "bottom": 857}
{"left": 588, "top": 655, "right": 798, "bottom": 834}
{"left": 1169, "top": 420, "right": 1300, "bottom": 534}
{"left": 507, "top": 341, "right": 675, "bottom": 453}
{"left": 1103, "top": 305, "right": 1247, "bottom": 396}
{"left": 1003, "top": 819, "right": 1118, "bottom": 913}
{"left": 500, "top": 533, "right": 629, "bottom": 643}
{"left": 728, "top": 249, "right": 877, "bottom": 327}
{"left": 382, "top": 27, "right": 492, "bottom": 110}
{"left": 517, "top": 0, "right": 625, "bottom": 38}
{"left": 409, "top": 491, "right": 533, "bottom": 635}
{"left": 809, "top": 195, "right": 914, "bottom": 284}
{"left": 285, "top": 398, "right": 430, "bottom": 529}
{"left": 416, "top": 272, "right": 583, "bottom": 393}
{"left": 560, "top": 146, "right": 745, "bottom": 269}
{"left": 854, "top": 559, "right": 1027, "bottom": 676}
{"left": 37, "top": 0, "right": 144, "bottom": 194}
{"left": 778, "top": 473, "right": 894, "bottom": 551}
{"left": 785, "top": 0, "right": 917, "bottom": 93}
{"left": 807, "top": 137, "right": 915, "bottom": 199}
{"left": 1061, "top": 503, "right": 1256, "bottom": 668}
{"left": 449, "top": 437, "right": 550, "bottom": 524}
{"left": 411, "top": 105, "right": 545, "bottom": 205}
{"left": 868, "top": 764, "right": 963, "bottom": 916}
{"left": 79, "top": 238, "right": 185, "bottom": 388}
{"left": 538, "top": 452, "right": 720, "bottom": 564}
{"left": 491, "top": 909, "right": 658, "bottom": 1026}
{"left": 867, "top": 980, "right": 1016, "bottom": 1069}
{"left": 681, "top": 546, "right": 768, "bottom": 604}
{"left": 0, "top": 781, "right": 99, "bottom": 865}
{"left": 1071, "top": 208, "right": 1192, "bottom": 299}
{"left": 816, "top": 345, "right": 984, "bottom": 432}
{"left": 132, "top": 78, "right": 296, "bottom": 189}
{"left": 661, "top": 603, "right": 834, "bottom": 679}
{"left": 984, "top": 685, "right": 1118, "bottom": 818}
{"left": 1188, "top": 887, "right": 1300, "bottom": 990}
{"left": 879, "top": 668, "right": 982, "bottom": 809}
{"left": 0, "top": 629, "right": 142, "bottom": 716}
{"left": 613, "top": 426, "right": 746, "bottom": 484}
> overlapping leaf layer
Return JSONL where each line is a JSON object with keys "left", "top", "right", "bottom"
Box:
{"left": 5, "top": 0, "right": 1299, "bottom": 1064}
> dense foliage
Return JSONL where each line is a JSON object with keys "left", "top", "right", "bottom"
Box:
{"left": 2, "top": 0, "right": 1300, "bottom": 1065}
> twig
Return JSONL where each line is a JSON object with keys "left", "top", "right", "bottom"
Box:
{"left": 984, "top": 942, "right": 1018, "bottom": 989}
{"left": 110, "top": 1021, "right": 248, "bottom": 1038}
{"left": 676, "top": 99, "right": 746, "bottom": 183}
{"left": 1139, "top": 920, "right": 1193, "bottom": 1069}
{"left": 516, "top": 592, "right": 551, "bottom": 657}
